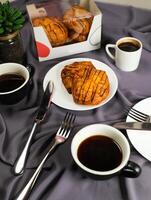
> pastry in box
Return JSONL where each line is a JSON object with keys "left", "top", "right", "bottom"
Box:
{"left": 26, "top": 0, "right": 102, "bottom": 61}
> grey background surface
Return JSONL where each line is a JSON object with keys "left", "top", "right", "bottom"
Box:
{"left": 0, "top": 1, "right": 151, "bottom": 200}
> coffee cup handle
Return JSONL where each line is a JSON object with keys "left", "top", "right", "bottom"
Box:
{"left": 121, "top": 161, "right": 141, "bottom": 178}
{"left": 105, "top": 44, "right": 116, "bottom": 60}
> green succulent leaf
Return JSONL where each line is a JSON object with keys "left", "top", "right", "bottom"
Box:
{"left": 0, "top": 27, "right": 4, "bottom": 34}
{"left": 14, "top": 17, "right": 25, "bottom": 25}
{"left": 0, "top": 1, "right": 24, "bottom": 35}
{"left": 12, "top": 9, "right": 22, "bottom": 21}
{"left": 0, "top": 15, "right": 3, "bottom": 20}
{"left": 7, "top": 6, "right": 15, "bottom": 16}
{"left": 0, "top": 19, "right": 3, "bottom": 23}
{"left": 13, "top": 24, "right": 23, "bottom": 31}
{"left": 5, "top": 26, "right": 12, "bottom": 33}
{"left": 5, "top": 21, "right": 13, "bottom": 27}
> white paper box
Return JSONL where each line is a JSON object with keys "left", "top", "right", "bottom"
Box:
{"left": 27, "top": 0, "right": 102, "bottom": 62}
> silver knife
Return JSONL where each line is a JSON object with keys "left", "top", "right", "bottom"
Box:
{"left": 113, "top": 122, "right": 151, "bottom": 130}
{"left": 13, "top": 81, "right": 54, "bottom": 175}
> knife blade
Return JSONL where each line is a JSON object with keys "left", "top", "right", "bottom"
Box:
{"left": 14, "top": 81, "right": 54, "bottom": 175}
{"left": 113, "top": 122, "right": 151, "bottom": 131}
{"left": 35, "top": 81, "right": 54, "bottom": 122}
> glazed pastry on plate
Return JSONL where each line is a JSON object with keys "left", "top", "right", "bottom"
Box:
{"left": 61, "top": 61, "right": 110, "bottom": 105}
{"left": 61, "top": 61, "right": 94, "bottom": 94}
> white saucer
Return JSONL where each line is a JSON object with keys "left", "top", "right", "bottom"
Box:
{"left": 126, "top": 97, "right": 151, "bottom": 161}
{"left": 43, "top": 58, "right": 118, "bottom": 111}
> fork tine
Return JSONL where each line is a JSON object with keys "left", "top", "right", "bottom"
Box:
{"left": 129, "top": 109, "right": 148, "bottom": 122}
{"left": 128, "top": 112, "right": 145, "bottom": 122}
{"left": 57, "top": 112, "right": 76, "bottom": 138}
{"left": 64, "top": 114, "right": 76, "bottom": 138}
{"left": 61, "top": 112, "right": 71, "bottom": 137}
{"left": 130, "top": 108, "right": 149, "bottom": 118}
{"left": 61, "top": 113, "right": 75, "bottom": 138}
{"left": 56, "top": 112, "right": 69, "bottom": 136}
{"left": 125, "top": 106, "right": 148, "bottom": 122}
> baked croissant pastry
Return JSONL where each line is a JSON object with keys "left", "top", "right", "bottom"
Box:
{"left": 69, "top": 31, "right": 87, "bottom": 42}
{"left": 61, "top": 61, "right": 110, "bottom": 105}
{"left": 63, "top": 5, "right": 93, "bottom": 42}
{"left": 73, "top": 68, "right": 109, "bottom": 105}
{"left": 32, "top": 17, "right": 68, "bottom": 46}
{"left": 61, "top": 61, "right": 94, "bottom": 93}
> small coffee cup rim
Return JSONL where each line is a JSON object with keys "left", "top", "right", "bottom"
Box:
{"left": 71, "top": 124, "right": 130, "bottom": 176}
{"left": 116, "top": 37, "right": 142, "bottom": 51}
{"left": 0, "top": 63, "right": 29, "bottom": 95}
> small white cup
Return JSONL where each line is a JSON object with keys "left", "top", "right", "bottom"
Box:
{"left": 71, "top": 124, "right": 141, "bottom": 179}
{"left": 105, "top": 37, "right": 142, "bottom": 72}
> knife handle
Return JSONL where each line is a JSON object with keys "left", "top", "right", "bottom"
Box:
{"left": 13, "top": 122, "right": 38, "bottom": 175}
{"left": 14, "top": 140, "right": 58, "bottom": 200}
{"left": 35, "top": 81, "right": 54, "bottom": 122}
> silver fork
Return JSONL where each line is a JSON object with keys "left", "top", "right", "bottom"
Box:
{"left": 15, "top": 112, "right": 76, "bottom": 200}
{"left": 126, "top": 107, "right": 151, "bottom": 122}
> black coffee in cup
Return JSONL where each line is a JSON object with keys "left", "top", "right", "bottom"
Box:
{"left": 77, "top": 135, "right": 122, "bottom": 171}
{"left": 0, "top": 63, "right": 31, "bottom": 105}
{"left": 0, "top": 74, "right": 25, "bottom": 93}
{"left": 118, "top": 42, "right": 140, "bottom": 52}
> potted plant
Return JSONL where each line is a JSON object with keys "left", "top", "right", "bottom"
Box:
{"left": 0, "top": 1, "right": 25, "bottom": 64}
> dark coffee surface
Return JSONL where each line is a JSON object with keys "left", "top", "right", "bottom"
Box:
{"left": 118, "top": 42, "right": 140, "bottom": 52}
{"left": 0, "top": 74, "right": 25, "bottom": 92}
{"left": 78, "top": 135, "right": 122, "bottom": 171}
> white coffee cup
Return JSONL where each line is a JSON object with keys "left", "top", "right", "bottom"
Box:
{"left": 71, "top": 124, "right": 141, "bottom": 179}
{"left": 105, "top": 37, "right": 142, "bottom": 72}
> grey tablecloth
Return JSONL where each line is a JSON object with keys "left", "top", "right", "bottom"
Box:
{"left": 0, "top": 1, "right": 151, "bottom": 200}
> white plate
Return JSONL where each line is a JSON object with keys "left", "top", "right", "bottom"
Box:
{"left": 126, "top": 97, "right": 151, "bottom": 161}
{"left": 43, "top": 58, "right": 118, "bottom": 111}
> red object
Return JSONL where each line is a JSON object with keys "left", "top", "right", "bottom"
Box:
{"left": 36, "top": 41, "right": 50, "bottom": 57}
